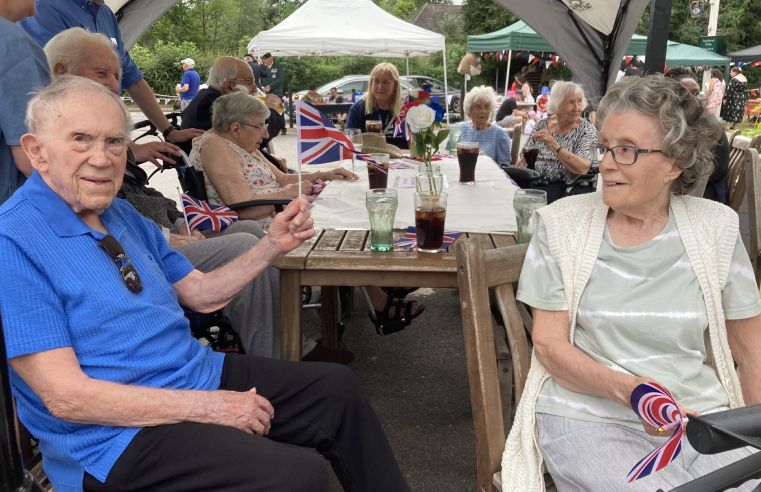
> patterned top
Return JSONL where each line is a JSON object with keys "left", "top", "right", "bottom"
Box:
{"left": 517, "top": 210, "right": 761, "bottom": 429}
{"left": 526, "top": 117, "right": 598, "bottom": 185}
{"left": 189, "top": 132, "right": 279, "bottom": 229}
{"left": 456, "top": 122, "right": 512, "bottom": 166}
{"left": 706, "top": 78, "right": 725, "bottom": 115}
{"left": 720, "top": 75, "right": 748, "bottom": 124}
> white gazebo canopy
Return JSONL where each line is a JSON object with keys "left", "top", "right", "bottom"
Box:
{"left": 247, "top": 0, "right": 444, "bottom": 57}
{"left": 247, "top": 0, "right": 450, "bottom": 121}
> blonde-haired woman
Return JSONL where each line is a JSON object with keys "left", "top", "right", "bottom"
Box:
{"left": 346, "top": 62, "right": 408, "bottom": 149}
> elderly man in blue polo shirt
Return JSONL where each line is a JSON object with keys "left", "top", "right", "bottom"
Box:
{"left": 0, "top": 76, "right": 410, "bottom": 492}
{"left": 21, "top": 0, "right": 203, "bottom": 149}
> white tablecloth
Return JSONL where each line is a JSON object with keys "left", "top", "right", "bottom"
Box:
{"left": 307, "top": 155, "right": 519, "bottom": 232}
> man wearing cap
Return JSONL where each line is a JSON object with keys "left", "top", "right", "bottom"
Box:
{"left": 259, "top": 53, "right": 284, "bottom": 97}
{"left": 176, "top": 57, "right": 200, "bottom": 112}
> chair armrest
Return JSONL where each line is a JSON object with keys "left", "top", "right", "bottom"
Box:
{"left": 229, "top": 198, "right": 291, "bottom": 213}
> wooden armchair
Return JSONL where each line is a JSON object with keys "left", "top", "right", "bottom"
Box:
{"left": 727, "top": 135, "right": 758, "bottom": 212}
{"left": 455, "top": 239, "right": 531, "bottom": 492}
{"left": 744, "top": 148, "right": 761, "bottom": 285}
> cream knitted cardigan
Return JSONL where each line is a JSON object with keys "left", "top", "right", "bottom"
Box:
{"left": 501, "top": 192, "right": 746, "bottom": 491}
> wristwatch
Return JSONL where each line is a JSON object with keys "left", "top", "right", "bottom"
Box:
{"left": 162, "top": 125, "right": 177, "bottom": 140}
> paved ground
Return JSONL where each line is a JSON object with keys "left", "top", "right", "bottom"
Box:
{"left": 132, "top": 121, "right": 479, "bottom": 491}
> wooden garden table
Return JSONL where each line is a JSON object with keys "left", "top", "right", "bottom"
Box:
{"left": 275, "top": 229, "right": 516, "bottom": 360}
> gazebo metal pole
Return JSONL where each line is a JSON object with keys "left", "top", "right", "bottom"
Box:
{"left": 504, "top": 50, "right": 512, "bottom": 96}
{"left": 443, "top": 45, "right": 450, "bottom": 124}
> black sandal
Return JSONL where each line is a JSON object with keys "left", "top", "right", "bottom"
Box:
{"left": 369, "top": 297, "right": 425, "bottom": 335}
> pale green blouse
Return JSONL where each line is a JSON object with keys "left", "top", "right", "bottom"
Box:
{"left": 517, "top": 207, "right": 761, "bottom": 429}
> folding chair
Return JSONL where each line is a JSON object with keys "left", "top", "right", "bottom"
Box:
{"left": 455, "top": 239, "right": 533, "bottom": 491}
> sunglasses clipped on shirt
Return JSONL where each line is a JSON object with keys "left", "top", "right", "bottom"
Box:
{"left": 98, "top": 235, "right": 143, "bottom": 293}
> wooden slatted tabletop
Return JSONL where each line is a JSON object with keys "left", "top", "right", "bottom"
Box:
{"left": 274, "top": 229, "right": 516, "bottom": 360}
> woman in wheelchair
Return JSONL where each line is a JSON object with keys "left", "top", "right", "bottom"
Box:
{"left": 514, "top": 81, "right": 598, "bottom": 203}
{"left": 189, "top": 91, "right": 356, "bottom": 229}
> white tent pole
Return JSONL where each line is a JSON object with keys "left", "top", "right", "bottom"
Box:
{"left": 406, "top": 55, "right": 410, "bottom": 76}
{"left": 443, "top": 45, "right": 450, "bottom": 125}
{"left": 504, "top": 50, "right": 512, "bottom": 97}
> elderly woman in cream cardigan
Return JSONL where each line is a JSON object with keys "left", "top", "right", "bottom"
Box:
{"left": 504, "top": 76, "right": 761, "bottom": 491}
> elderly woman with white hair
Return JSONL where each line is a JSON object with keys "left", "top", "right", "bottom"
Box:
{"left": 503, "top": 75, "right": 761, "bottom": 491}
{"left": 190, "top": 91, "right": 355, "bottom": 230}
{"left": 518, "top": 80, "right": 598, "bottom": 203}
{"left": 454, "top": 85, "right": 512, "bottom": 166}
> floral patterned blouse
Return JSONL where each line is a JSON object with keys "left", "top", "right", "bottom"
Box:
{"left": 189, "top": 132, "right": 280, "bottom": 229}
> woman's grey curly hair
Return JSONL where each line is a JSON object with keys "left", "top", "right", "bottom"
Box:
{"left": 597, "top": 75, "right": 722, "bottom": 194}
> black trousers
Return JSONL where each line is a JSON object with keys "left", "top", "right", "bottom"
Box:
{"left": 83, "top": 355, "right": 409, "bottom": 492}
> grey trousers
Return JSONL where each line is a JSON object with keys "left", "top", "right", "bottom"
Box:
{"left": 537, "top": 412, "right": 760, "bottom": 492}
{"left": 177, "top": 221, "right": 280, "bottom": 358}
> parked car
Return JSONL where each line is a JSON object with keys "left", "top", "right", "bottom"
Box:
{"left": 290, "top": 74, "right": 461, "bottom": 117}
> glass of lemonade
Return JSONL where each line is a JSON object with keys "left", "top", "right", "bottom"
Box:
{"left": 512, "top": 189, "right": 547, "bottom": 244}
{"left": 366, "top": 188, "right": 398, "bottom": 252}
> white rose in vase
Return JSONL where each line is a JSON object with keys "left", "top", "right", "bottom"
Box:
{"left": 406, "top": 104, "right": 436, "bottom": 133}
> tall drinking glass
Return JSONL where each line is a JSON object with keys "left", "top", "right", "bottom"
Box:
{"left": 456, "top": 141, "right": 479, "bottom": 184}
{"left": 512, "top": 189, "right": 547, "bottom": 244}
{"left": 366, "top": 188, "right": 398, "bottom": 252}
{"left": 366, "top": 153, "right": 389, "bottom": 189}
{"left": 345, "top": 128, "right": 362, "bottom": 174}
{"left": 414, "top": 192, "right": 448, "bottom": 253}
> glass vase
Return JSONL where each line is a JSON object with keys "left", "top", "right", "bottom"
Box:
{"left": 416, "top": 164, "right": 443, "bottom": 196}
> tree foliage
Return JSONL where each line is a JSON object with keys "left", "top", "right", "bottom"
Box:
{"left": 462, "top": 0, "right": 515, "bottom": 35}
{"left": 133, "top": 0, "right": 466, "bottom": 96}
{"left": 637, "top": 0, "right": 761, "bottom": 89}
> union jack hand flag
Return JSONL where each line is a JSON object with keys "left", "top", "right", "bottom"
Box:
{"left": 626, "top": 382, "right": 685, "bottom": 482}
{"left": 296, "top": 101, "right": 355, "bottom": 165}
{"left": 393, "top": 226, "right": 461, "bottom": 251}
{"left": 180, "top": 193, "right": 238, "bottom": 232}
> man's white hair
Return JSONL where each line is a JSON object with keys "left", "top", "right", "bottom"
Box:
{"left": 26, "top": 76, "right": 132, "bottom": 136}
{"left": 44, "top": 27, "right": 117, "bottom": 75}
{"left": 207, "top": 57, "right": 241, "bottom": 89}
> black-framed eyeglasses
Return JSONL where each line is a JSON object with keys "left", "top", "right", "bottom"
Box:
{"left": 98, "top": 235, "right": 143, "bottom": 293}
{"left": 590, "top": 143, "right": 664, "bottom": 165}
{"left": 239, "top": 121, "right": 265, "bottom": 132}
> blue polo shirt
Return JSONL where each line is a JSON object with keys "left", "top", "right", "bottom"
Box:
{"left": 0, "top": 172, "right": 225, "bottom": 491}
{"left": 0, "top": 17, "right": 50, "bottom": 204}
{"left": 21, "top": 0, "right": 142, "bottom": 91}
{"left": 180, "top": 69, "right": 201, "bottom": 101}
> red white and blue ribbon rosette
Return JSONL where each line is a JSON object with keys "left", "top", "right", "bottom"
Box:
{"left": 626, "top": 381, "right": 686, "bottom": 482}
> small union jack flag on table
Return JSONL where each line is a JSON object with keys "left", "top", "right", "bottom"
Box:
{"left": 393, "top": 226, "right": 461, "bottom": 252}
{"left": 626, "top": 381, "right": 686, "bottom": 482}
{"left": 180, "top": 192, "right": 238, "bottom": 232}
{"left": 296, "top": 101, "right": 355, "bottom": 165}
